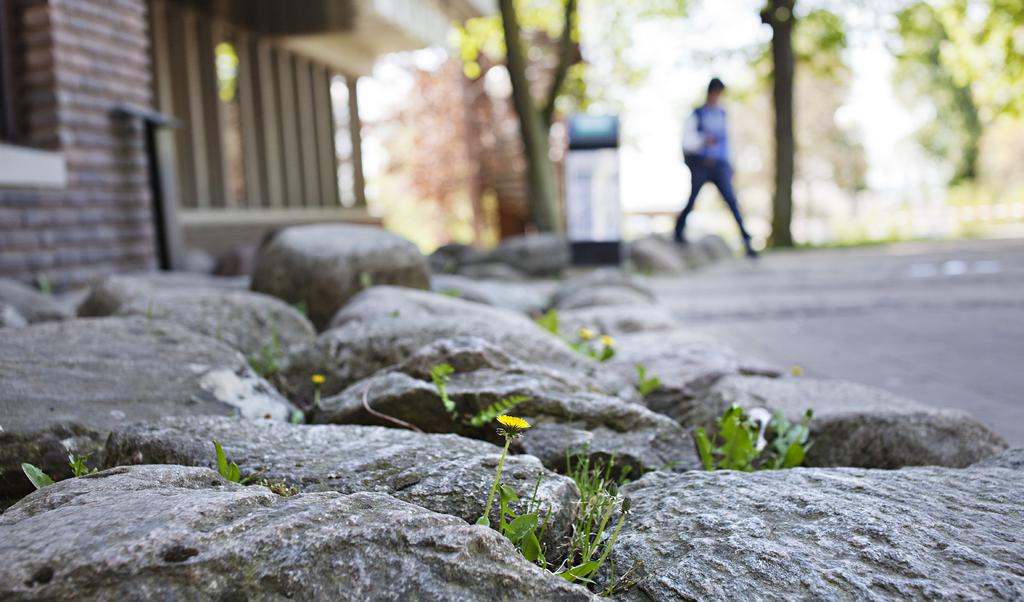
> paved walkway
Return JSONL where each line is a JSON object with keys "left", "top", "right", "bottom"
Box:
{"left": 650, "top": 238, "right": 1024, "bottom": 445}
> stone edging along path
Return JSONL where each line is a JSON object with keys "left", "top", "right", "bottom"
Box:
{"left": 1, "top": 226, "right": 1020, "bottom": 600}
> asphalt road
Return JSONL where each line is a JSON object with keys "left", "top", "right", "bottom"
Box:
{"left": 650, "top": 238, "right": 1024, "bottom": 446}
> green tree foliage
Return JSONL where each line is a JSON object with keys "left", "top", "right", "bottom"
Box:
{"left": 893, "top": 0, "right": 1024, "bottom": 184}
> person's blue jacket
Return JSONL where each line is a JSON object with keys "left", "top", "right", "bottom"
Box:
{"left": 682, "top": 105, "right": 730, "bottom": 164}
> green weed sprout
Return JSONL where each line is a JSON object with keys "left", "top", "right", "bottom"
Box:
{"left": 635, "top": 363, "right": 661, "bottom": 396}
{"left": 430, "top": 363, "right": 457, "bottom": 419}
{"left": 68, "top": 453, "right": 97, "bottom": 477}
{"left": 558, "top": 451, "right": 631, "bottom": 587}
{"left": 21, "top": 463, "right": 53, "bottom": 490}
{"left": 213, "top": 440, "right": 242, "bottom": 483}
{"left": 694, "top": 405, "right": 813, "bottom": 471}
{"left": 536, "top": 309, "right": 559, "bottom": 335}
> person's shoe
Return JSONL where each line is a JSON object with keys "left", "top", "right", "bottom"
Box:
{"left": 673, "top": 233, "right": 688, "bottom": 246}
{"left": 745, "top": 247, "right": 759, "bottom": 259}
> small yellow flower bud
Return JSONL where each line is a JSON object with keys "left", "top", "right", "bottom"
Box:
{"left": 311, "top": 374, "right": 326, "bottom": 385}
{"left": 790, "top": 366, "right": 803, "bottom": 377}
{"left": 579, "top": 327, "right": 595, "bottom": 341}
{"left": 600, "top": 335, "right": 614, "bottom": 347}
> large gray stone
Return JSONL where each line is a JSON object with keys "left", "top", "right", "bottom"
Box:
{"left": 0, "top": 278, "right": 73, "bottom": 323}
{"left": 697, "top": 375, "right": 1008, "bottom": 468}
{"left": 285, "top": 287, "right": 635, "bottom": 406}
{"left": 104, "top": 416, "right": 579, "bottom": 552}
{"left": 0, "top": 465, "right": 593, "bottom": 601}
{"left": 973, "top": 447, "right": 1024, "bottom": 470}
{"left": 478, "top": 233, "right": 570, "bottom": 277}
{"left": 0, "top": 317, "right": 295, "bottom": 502}
{"left": 251, "top": 224, "right": 431, "bottom": 329}
{"left": 315, "top": 337, "right": 698, "bottom": 474}
{"left": 610, "top": 468, "right": 1024, "bottom": 600}
{"left": 557, "top": 305, "right": 679, "bottom": 338}
{"left": 431, "top": 274, "right": 554, "bottom": 315}
{"left": 78, "top": 274, "right": 315, "bottom": 358}
{"left": 628, "top": 234, "right": 689, "bottom": 275}
{"left": 607, "top": 330, "right": 781, "bottom": 420}
{"left": 551, "top": 269, "right": 656, "bottom": 310}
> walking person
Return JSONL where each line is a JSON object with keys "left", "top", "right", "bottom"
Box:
{"left": 677, "top": 77, "right": 757, "bottom": 258}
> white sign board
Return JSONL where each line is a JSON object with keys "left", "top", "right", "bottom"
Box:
{"left": 565, "top": 149, "right": 621, "bottom": 242}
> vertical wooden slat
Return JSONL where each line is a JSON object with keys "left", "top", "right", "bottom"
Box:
{"left": 182, "top": 10, "right": 210, "bottom": 208}
{"left": 313, "top": 66, "right": 340, "bottom": 208}
{"left": 347, "top": 76, "right": 367, "bottom": 208}
{"left": 197, "top": 16, "right": 226, "bottom": 208}
{"left": 235, "top": 31, "right": 264, "bottom": 208}
{"left": 276, "top": 52, "right": 303, "bottom": 207}
{"left": 257, "top": 41, "right": 284, "bottom": 208}
{"left": 295, "top": 57, "right": 320, "bottom": 207}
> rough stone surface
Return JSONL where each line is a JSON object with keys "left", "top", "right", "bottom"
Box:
{"left": 287, "top": 287, "right": 635, "bottom": 405}
{"left": 315, "top": 337, "right": 697, "bottom": 474}
{"left": 628, "top": 234, "right": 689, "bottom": 274}
{"left": 250, "top": 224, "right": 431, "bottom": 329}
{"left": 973, "top": 447, "right": 1024, "bottom": 470}
{"left": 78, "top": 274, "right": 316, "bottom": 357}
{"left": 0, "top": 465, "right": 593, "bottom": 601}
{"left": 104, "top": 416, "right": 579, "bottom": 552}
{"left": 480, "top": 233, "right": 570, "bottom": 277}
{"left": 0, "top": 303, "right": 28, "bottom": 328}
{"left": 697, "top": 375, "right": 1008, "bottom": 468}
{"left": 428, "top": 242, "right": 490, "bottom": 274}
{"left": 457, "top": 262, "right": 528, "bottom": 280}
{"left": 551, "top": 269, "right": 656, "bottom": 310}
{"left": 611, "top": 468, "right": 1024, "bottom": 601}
{"left": 557, "top": 304, "right": 679, "bottom": 337}
{"left": 432, "top": 274, "right": 554, "bottom": 315}
{"left": 0, "top": 278, "right": 73, "bottom": 323}
{"left": 0, "top": 317, "right": 295, "bottom": 501}
{"left": 607, "top": 329, "right": 781, "bottom": 421}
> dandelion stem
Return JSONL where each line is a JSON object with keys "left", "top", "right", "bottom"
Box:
{"left": 480, "top": 436, "right": 512, "bottom": 526}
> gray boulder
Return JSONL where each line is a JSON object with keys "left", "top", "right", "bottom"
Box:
{"left": 0, "top": 303, "right": 28, "bottom": 328}
{"left": 557, "top": 305, "right": 679, "bottom": 338}
{"left": 608, "top": 330, "right": 781, "bottom": 421}
{"left": 251, "top": 224, "right": 431, "bottom": 329}
{"left": 481, "top": 233, "right": 570, "bottom": 277}
{"left": 0, "top": 278, "right": 73, "bottom": 323}
{"left": 78, "top": 274, "right": 316, "bottom": 358}
{"left": 0, "top": 317, "right": 295, "bottom": 502}
{"left": 610, "top": 468, "right": 1024, "bottom": 600}
{"left": 0, "top": 465, "right": 593, "bottom": 601}
{"left": 551, "top": 269, "right": 656, "bottom": 310}
{"left": 428, "top": 242, "right": 489, "bottom": 274}
{"left": 431, "top": 274, "right": 554, "bottom": 315}
{"left": 458, "top": 262, "right": 528, "bottom": 280}
{"left": 315, "top": 337, "right": 697, "bottom": 474}
{"left": 628, "top": 234, "right": 689, "bottom": 274}
{"left": 104, "top": 416, "right": 579, "bottom": 552}
{"left": 697, "top": 375, "right": 1008, "bottom": 468}
{"left": 286, "top": 287, "right": 634, "bottom": 405}
{"left": 973, "top": 447, "right": 1024, "bottom": 470}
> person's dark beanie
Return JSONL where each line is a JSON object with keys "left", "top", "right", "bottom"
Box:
{"left": 708, "top": 77, "right": 725, "bottom": 93}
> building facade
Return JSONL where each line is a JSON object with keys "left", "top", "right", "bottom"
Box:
{"left": 0, "top": 0, "right": 489, "bottom": 287}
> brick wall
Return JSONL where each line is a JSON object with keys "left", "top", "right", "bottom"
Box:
{"left": 0, "top": 0, "right": 155, "bottom": 288}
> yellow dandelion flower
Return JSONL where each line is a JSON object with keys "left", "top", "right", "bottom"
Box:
{"left": 579, "top": 327, "right": 595, "bottom": 341}
{"left": 600, "top": 335, "right": 615, "bottom": 347}
{"left": 496, "top": 415, "right": 530, "bottom": 431}
{"left": 311, "top": 374, "right": 326, "bottom": 385}
{"left": 790, "top": 365, "right": 803, "bottom": 377}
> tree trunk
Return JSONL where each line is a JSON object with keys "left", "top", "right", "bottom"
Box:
{"left": 764, "top": 0, "right": 796, "bottom": 247}
{"left": 498, "top": 0, "right": 563, "bottom": 232}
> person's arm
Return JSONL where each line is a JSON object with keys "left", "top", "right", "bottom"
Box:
{"left": 681, "top": 112, "right": 702, "bottom": 155}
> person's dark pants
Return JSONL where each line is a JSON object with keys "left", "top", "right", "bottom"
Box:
{"left": 675, "top": 158, "right": 752, "bottom": 249}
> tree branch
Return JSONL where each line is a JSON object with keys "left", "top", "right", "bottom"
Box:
{"left": 543, "top": 0, "right": 577, "bottom": 127}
